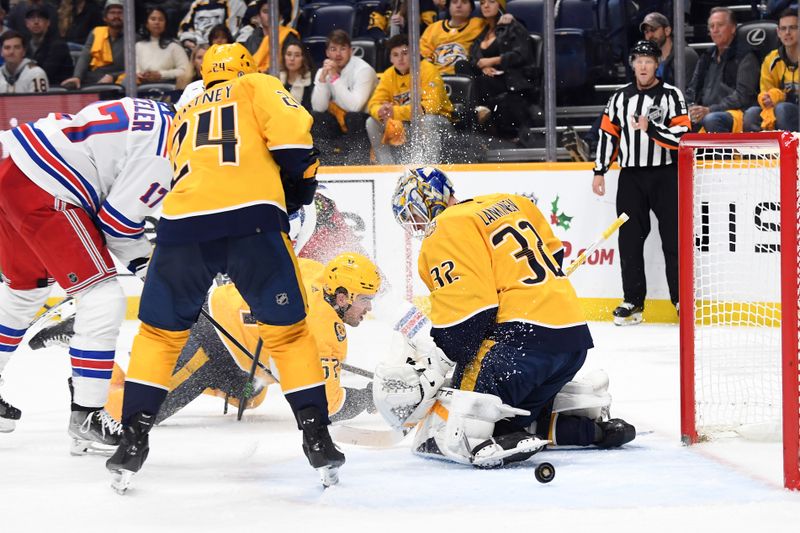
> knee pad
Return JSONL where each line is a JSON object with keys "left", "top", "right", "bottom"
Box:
{"left": 72, "top": 279, "right": 126, "bottom": 350}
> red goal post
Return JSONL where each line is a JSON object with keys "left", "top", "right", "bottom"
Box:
{"left": 678, "top": 131, "right": 800, "bottom": 490}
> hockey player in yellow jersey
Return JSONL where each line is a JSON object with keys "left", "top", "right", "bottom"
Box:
{"left": 107, "top": 43, "right": 343, "bottom": 492}
{"left": 149, "top": 254, "right": 379, "bottom": 423}
{"left": 374, "top": 167, "right": 636, "bottom": 468}
{"left": 38, "top": 254, "right": 381, "bottom": 424}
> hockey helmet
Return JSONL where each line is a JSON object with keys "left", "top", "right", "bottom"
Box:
{"left": 629, "top": 40, "right": 661, "bottom": 64}
{"left": 201, "top": 43, "right": 257, "bottom": 87}
{"left": 391, "top": 167, "right": 455, "bottom": 237}
{"left": 323, "top": 253, "right": 381, "bottom": 304}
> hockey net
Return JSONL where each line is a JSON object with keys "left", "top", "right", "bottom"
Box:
{"left": 678, "top": 132, "right": 800, "bottom": 490}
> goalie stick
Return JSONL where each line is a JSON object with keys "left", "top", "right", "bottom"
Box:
{"left": 564, "top": 213, "right": 628, "bottom": 276}
{"left": 330, "top": 424, "right": 413, "bottom": 448}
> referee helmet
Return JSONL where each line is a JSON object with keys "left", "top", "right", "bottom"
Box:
{"left": 629, "top": 40, "right": 661, "bottom": 64}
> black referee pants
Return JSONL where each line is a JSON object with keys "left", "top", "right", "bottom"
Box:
{"left": 615, "top": 164, "right": 679, "bottom": 308}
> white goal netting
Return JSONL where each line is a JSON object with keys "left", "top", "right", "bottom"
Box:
{"left": 690, "top": 144, "right": 786, "bottom": 440}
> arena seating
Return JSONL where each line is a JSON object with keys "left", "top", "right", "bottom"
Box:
{"left": 442, "top": 75, "right": 475, "bottom": 130}
{"left": 302, "top": 4, "right": 357, "bottom": 38}
{"left": 735, "top": 20, "right": 779, "bottom": 61}
{"left": 506, "top": 0, "right": 544, "bottom": 33}
{"left": 351, "top": 39, "right": 378, "bottom": 70}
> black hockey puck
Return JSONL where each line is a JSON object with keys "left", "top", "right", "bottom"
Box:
{"left": 534, "top": 462, "right": 555, "bottom": 483}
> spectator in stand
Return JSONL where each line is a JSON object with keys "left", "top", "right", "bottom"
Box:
{"left": 685, "top": 7, "right": 759, "bottom": 133}
{"left": 136, "top": 6, "right": 190, "bottom": 85}
{"left": 6, "top": 0, "right": 56, "bottom": 39}
{"left": 743, "top": 8, "right": 799, "bottom": 133}
{"left": 366, "top": 34, "right": 453, "bottom": 165}
{"left": 455, "top": 0, "right": 534, "bottom": 145}
{"left": 281, "top": 40, "right": 313, "bottom": 111}
{"left": 420, "top": 0, "right": 485, "bottom": 76}
{"left": 61, "top": 0, "right": 125, "bottom": 88}
{"left": 207, "top": 22, "right": 234, "bottom": 45}
{"left": 0, "top": 29, "right": 48, "bottom": 92}
{"left": 24, "top": 6, "right": 71, "bottom": 85}
{"left": 179, "top": 0, "right": 245, "bottom": 46}
{"left": 640, "top": 11, "right": 698, "bottom": 87}
{"left": 311, "top": 29, "right": 377, "bottom": 165}
{"left": 365, "top": 0, "right": 438, "bottom": 42}
{"left": 176, "top": 41, "right": 207, "bottom": 90}
{"left": 58, "top": 0, "right": 103, "bottom": 48}
{"left": 243, "top": 0, "right": 299, "bottom": 73}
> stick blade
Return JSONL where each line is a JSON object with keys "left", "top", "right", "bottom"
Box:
{"left": 330, "top": 425, "right": 411, "bottom": 448}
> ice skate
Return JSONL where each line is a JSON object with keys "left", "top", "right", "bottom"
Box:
{"left": 0, "top": 378, "right": 21, "bottom": 433}
{"left": 613, "top": 302, "right": 643, "bottom": 326}
{"left": 68, "top": 408, "right": 123, "bottom": 455}
{"left": 28, "top": 316, "right": 75, "bottom": 350}
{"left": 595, "top": 418, "right": 636, "bottom": 448}
{"left": 470, "top": 430, "right": 549, "bottom": 469}
{"left": 106, "top": 412, "right": 154, "bottom": 495}
{"left": 298, "top": 406, "right": 345, "bottom": 487}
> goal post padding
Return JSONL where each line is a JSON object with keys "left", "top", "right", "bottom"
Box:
{"left": 677, "top": 131, "right": 800, "bottom": 490}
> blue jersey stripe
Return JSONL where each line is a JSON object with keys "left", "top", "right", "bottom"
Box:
{"left": 12, "top": 128, "right": 94, "bottom": 213}
{"left": 31, "top": 126, "right": 100, "bottom": 211}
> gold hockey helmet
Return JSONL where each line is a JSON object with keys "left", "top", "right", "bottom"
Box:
{"left": 323, "top": 253, "right": 381, "bottom": 303}
{"left": 201, "top": 43, "right": 257, "bottom": 87}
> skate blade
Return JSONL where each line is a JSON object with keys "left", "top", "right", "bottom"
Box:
{"left": 613, "top": 315, "right": 642, "bottom": 326}
{"left": 318, "top": 465, "right": 340, "bottom": 488}
{"left": 0, "top": 419, "right": 16, "bottom": 433}
{"left": 110, "top": 469, "right": 134, "bottom": 495}
{"left": 70, "top": 438, "right": 117, "bottom": 457}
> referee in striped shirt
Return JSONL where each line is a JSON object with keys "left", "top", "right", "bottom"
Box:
{"left": 592, "top": 40, "right": 690, "bottom": 325}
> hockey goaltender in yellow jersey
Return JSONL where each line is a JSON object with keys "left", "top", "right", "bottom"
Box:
{"left": 419, "top": 192, "right": 589, "bottom": 345}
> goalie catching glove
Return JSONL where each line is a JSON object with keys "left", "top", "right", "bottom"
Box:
{"left": 372, "top": 345, "right": 455, "bottom": 429}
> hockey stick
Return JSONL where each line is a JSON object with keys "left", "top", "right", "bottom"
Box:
{"left": 237, "top": 338, "right": 263, "bottom": 421}
{"left": 342, "top": 363, "right": 374, "bottom": 379}
{"left": 330, "top": 424, "right": 413, "bottom": 448}
{"left": 564, "top": 213, "right": 629, "bottom": 276}
{"left": 198, "top": 308, "right": 279, "bottom": 382}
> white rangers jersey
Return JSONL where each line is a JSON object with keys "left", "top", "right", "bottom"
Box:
{"left": 175, "top": 79, "right": 204, "bottom": 109}
{"left": 0, "top": 97, "right": 174, "bottom": 267}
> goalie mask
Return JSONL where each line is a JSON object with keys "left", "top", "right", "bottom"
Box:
{"left": 323, "top": 253, "right": 381, "bottom": 305}
{"left": 392, "top": 167, "right": 455, "bottom": 237}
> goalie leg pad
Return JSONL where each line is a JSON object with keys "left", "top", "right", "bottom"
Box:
{"left": 552, "top": 368, "right": 612, "bottom": 421}
{"left": 411, "top": 388, "right": 530, "bottom": 465}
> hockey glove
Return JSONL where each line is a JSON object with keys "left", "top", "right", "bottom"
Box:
{"left": 126, "top": 257, "right": 149, "bottom": 281}
{"left": 373, "top": 356, "right": 447, "bottom": 430}
{"left": 283, "top": 175, "right": 318, "bottom": 215}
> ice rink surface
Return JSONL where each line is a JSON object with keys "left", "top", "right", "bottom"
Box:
{"left": 1, "top": 319, "right": 798, "bottom": 532}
